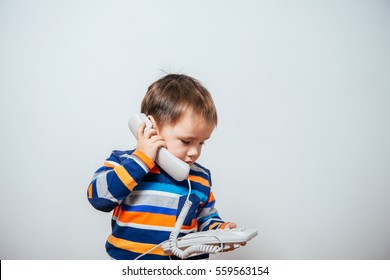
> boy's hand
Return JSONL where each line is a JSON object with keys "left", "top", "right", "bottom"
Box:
{"left": 225, "top": 222, "right": 237, "bottom": 229}
{"left": 223, "top": 222, "right": 247, "bottom": 252}
{"left": 136, "top": 122, "right": 166, "bottom": 161}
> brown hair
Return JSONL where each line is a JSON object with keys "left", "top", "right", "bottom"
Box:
{"left": 141, "top": 74, "right": 218, "bottom": 127}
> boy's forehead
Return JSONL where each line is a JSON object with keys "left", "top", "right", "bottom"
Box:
{"left": 178, "top": 110, "right": 210, "bottom": 126}
{"left": 172, "top": 112, "right": 214, "bottom": 138}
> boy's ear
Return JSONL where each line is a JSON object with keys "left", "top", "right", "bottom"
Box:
{"left": 147, "top": 115, "right": 159, "bottom": 131}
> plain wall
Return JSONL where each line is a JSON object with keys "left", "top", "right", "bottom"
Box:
{"left": 1, "top": 0, "right": 389, "bottom": 259}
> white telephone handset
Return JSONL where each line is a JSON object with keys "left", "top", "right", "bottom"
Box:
{"left": 128, "top": 113, "right": 190, "bottom": 181}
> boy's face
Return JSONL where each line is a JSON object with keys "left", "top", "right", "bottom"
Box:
{"left": 157, "top": 110, "right": 214, "bottom": 165}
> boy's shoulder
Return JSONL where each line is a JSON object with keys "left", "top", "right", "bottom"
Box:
{"left": 191, "top": 162, "right": 214, "bottom": 186}
{"left": 191, "top": 162, "right": 212, "bottom": 177}
{"left": 107, "top": 149, "right": 135, "bottom": 162}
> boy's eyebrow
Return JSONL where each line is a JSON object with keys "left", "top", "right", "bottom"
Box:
{"left": 180, "top": 135, "right": 210, "bottom": 141}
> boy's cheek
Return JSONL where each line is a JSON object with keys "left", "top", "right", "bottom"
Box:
{"left": 165, "top": 144, "right": 186, "bottom": 161}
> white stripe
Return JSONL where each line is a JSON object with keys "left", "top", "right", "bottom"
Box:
{"left": 122, "top": 193, "right": 179, "bottom": 209}
{"left": 96, "top": 172, "right": 118, "bottom": 203}
{"left": 119, "top": 154, "right": 132, "bottom": 159}
{"left": 197, "top": 206, "right": 216, "bottom": 220}
{"left": 131, "top": 190, "right": 181, "bottom": 198}
{"left": 130, "top": 154, "right": 149, "bottom": 173}
{"left": 190, "top": 164, "right": 209, "bottom": 175}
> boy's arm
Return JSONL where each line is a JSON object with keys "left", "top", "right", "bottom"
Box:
{"left": 197, "top": 190, "right": 234, "bottom": 231}
{"left": 87, "top": 149, "right": 155, "bottom": 212}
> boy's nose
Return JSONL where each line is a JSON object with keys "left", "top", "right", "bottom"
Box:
{"left": 187, "top": 146, "right": 200, "bottom": 158}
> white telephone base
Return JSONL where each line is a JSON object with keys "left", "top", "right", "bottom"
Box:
{"left": 161, "top": 228, "right": 258, "bottom": 255}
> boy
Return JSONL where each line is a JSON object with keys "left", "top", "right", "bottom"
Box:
{"left": 87, "top": 74, "right": 236, "bottom": 260}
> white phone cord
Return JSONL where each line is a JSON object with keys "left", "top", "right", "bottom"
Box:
{"left": 167, "top": 179, "right": 223, "bottom": 259}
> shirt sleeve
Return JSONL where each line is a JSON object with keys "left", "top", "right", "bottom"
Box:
{"left": 195, "top": 168, "right": 228, "bottom": 231}
{"left": 87, "top": 149, "right": 155, "bottom": 212}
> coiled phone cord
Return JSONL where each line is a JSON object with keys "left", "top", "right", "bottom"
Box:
{"left": 166, "top": 179, "right": 222, "bottom": 259}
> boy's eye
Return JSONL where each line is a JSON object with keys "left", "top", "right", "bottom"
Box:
{"left": 181, "top": 140, "right": 206, "bottom": 146}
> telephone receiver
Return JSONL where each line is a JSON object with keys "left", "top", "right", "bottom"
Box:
{"left": 128, "top": 113, "right": 190, "bottom": 181}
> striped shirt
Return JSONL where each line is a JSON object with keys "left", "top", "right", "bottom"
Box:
{"left": 87, "top": 149, "right": 228, "bottom": 260}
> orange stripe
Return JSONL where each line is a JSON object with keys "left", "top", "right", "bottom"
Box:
{"left": 118, "top": 211, "right": 176, "bottom": 227}
{"left": 107, "top": 235, "right": 166, "bottom": 256}
{"left": 207, "top": 191, "right": 215, "bottom": 203}
{"left": 188, "top": 175, "right": 210, "bottom": 187}
{"left": 149, "top": 166, "right": 161, "bottom": 174}
{"left": 209, "top": 222, "right": 222, "bottom": 230}
{"left": 114, "top": 165, "right": 137, "bottom": 191}
{"left": 114, "top": 209, "right": 198, "bottom": 231}
{"left": 104, "top": 161, "right": 116, "bottom": 168}
{"left": 133, "top": 149, "right": 155, "bottom": 170}
{"left": 218, "top": 222, "right": 229, "bottom": 229}
{"left": 87, "top": 183, "right": 92, "bottom": 199}
{"left": 181, "top": 218, "right": 198, "bottom": 230}
{"left": 113, "top": 206, "right": 121, "bottom": 217}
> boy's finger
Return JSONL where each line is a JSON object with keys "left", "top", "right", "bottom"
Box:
{"left": 137, "top": 122, "right": 147, "bottom": 138}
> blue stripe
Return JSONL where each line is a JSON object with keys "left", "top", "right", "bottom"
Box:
{"left": 106, "top": 243, "right": 209, "bottom": 260}
{"left": 136, "top": 182, "right": 190, "bottom": 196}
{"left": 203, "top": 200, "right": 216, "bottom": 208}
{"left": 106, "top": 172, "right": 133, "bottom": 200}
{"left": 191, "top": 189, "right": 207, "bottom": 203}
{"left": 95, "top": 166, "right": 111, "bottom": 173}
{"left": 121, "top": 204, "right": 177, "bottom": 215}
{"left": 111, "top": 224, "right": 171, "bottom": 244}
{"left": 107, "top": 248, "right": 169, "bottom": 260}
{"left": 198, "top": 212, "right": 220, "bottom": 224}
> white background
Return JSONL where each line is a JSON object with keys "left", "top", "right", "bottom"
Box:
{"left": 0, "top": 0, "right": 389, "bottom": 260}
